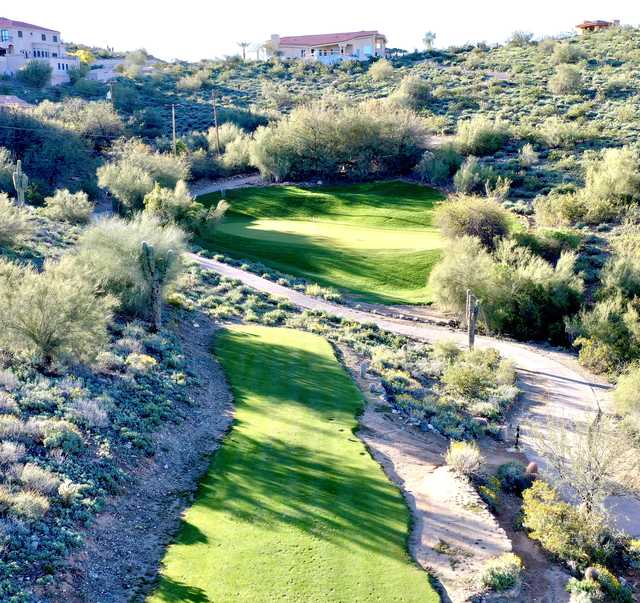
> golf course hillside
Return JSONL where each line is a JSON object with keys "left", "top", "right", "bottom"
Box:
{"left": 149, "top": 326, "right": 439, "bottom": 602}
{"left": 198, "top": 181, "right": 445, "bottom": 304}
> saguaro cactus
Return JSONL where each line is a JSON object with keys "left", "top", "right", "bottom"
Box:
{"left": 140, "top": 241, "right": 175, "bottom": 331}
{"left": 12, "top": 160, "right": 28, "bottom": 206}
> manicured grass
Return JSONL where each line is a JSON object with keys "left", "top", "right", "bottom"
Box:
{"left": 198, "top": 181, "right": 445, "bottom": 304}
{"left": 149, "top": 326, "right": 439, "bottom": 603}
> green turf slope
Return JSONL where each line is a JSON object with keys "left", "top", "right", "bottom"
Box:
{"left": 198, "top": 181, "right": 445, "bottom": 304}
{"left": 149, "top": 326, "right": 440, "bottom": 603}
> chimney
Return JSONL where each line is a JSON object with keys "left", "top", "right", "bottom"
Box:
{"left": 270, "top": 34, "right": 280, "bottom": 50}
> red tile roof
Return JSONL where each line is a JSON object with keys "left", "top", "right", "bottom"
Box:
{"left": 279, "top": 31, "right": 384, "bottom": 47}
{"left": 576, "top": 20, "right": 612, "bottom": 28}
{"left": 0, "top": 17, "right": 59, "bottom": 33}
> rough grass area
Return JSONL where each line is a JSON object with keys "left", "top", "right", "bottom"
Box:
{"left": 149, "top": 325, "right": 439, "bottom": 602}
{"left": 198, "top": 181, "right": 444, "bottom": 304}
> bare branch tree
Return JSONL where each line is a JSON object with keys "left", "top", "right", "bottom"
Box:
{"left": 535, "top": 414, "right": 640, "bottom": 513}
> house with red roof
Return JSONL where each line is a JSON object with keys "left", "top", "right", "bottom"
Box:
{"left": 0, "top": 17, "right": 79, "bottom": 85}
{"left": 576, "top": 19, "right": 620, "bottom": 34}
{"left": 268, "top": 31, "right": 386, "bottom": 64}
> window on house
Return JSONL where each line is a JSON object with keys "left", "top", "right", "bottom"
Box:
{"left": 52, "top": 52, "right": 57, "bottom": 57}
{"left": 53, "top": 35, "right": 58, "bottom": 42}
{"left": 0, "top": 30, "right": 9, "bottom": 42}
{"left": 17, "top": 31, "right": 22, "bottom": 38}
{"left": 41, "top": 33, "right": 46, "bottom": 41}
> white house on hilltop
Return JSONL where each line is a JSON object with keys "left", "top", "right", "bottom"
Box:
{"left": 0, "top": 17, "right": 79, "bottom": 85}
{"left": 268, "top": 31, "right": 387, "bottom": 64}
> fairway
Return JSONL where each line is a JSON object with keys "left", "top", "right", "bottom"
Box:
{"left": 198, "top": 181, "right": 445, "bottom": 304}
{"left": 149, "top": 326, "right": 439, "bottom": 603}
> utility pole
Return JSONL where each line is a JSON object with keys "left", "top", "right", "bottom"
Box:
{"left": 466, "top": 289, "right": 480, "bottom": 349}
{"left": 171, "top": 104, "right": 177, "bottom": 156}
{"left": 212, "top": 90, "right": 221, "bottom": 156}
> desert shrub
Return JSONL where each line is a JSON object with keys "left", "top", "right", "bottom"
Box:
{"left": 0, "top": 193, "right": 33, "bottom": 247}
{"left": 443, "top": 359, "right": 493, "bottom": 399}
{"left": 429, "top": 235, "right": 495, "bottom": 310}
{"left": 613, "top": 367, "right": 640, "bottom": 416}
{"left": 249, "top": 100, "right": 427, "bottom": 181}
{"left": 552, "top": 43, "right": 586, "bottom": 64}
{"left": 509, "top": 31, "right": 533, "bottom": 47}
{"left": 16, "top": 60, "right": 52, "bottom": 88}
{"left": 435, "top": 194, "right": 512, "bottom": 249}
{"left": 32, "top": 99, "right": 123, "bottom": 150}
{"left": 522, "top": 481, "right": 617, "bottom": 570}
{"left": 10, "top": 490, "right": 49, "bottom": 521}
{"left": 538, "top": 38, "right": 557, "bottom": 55}
{"left": 222, "top": 133, "right": 252, "bottom": 171}
{"left": 414, "top": 144, "right": 462, "bottom": 185}
{"left": 538, "top": 117, "right": 593, "bottom": 149}
{"left": 455, "top": 115, "right": 509, "bottom": 156}
{"left": 99, "top": 139, "right": 189, "bottom": 212}
{"left": 570, "top": 298, "right": 640, "bottom": 373}
{"left": 58, "top": 479, "right": 85, "bottom": 505}
{"left": 0, "top": 107, "right": 97, "bottom": 201}
{"left": 496, "top": 462, "right": 534, "bottom": 494}
{"left": 534, "top": 191, "right": 588, "bottom": 227}
{"left": 433, "top": 340, "right": 462, "bottom": 363}
{"left": 0, "top": 147, "right": 15, "bottom": 193}
{"left": 583, "top": 146, "right": 640, "bottom": 207}
{"left": 177, "top": 69, "right": 210, "bottom": 91}
{"left": 210, "top": 122, "right": 245, "bottom": 153}
{"left": 390, "top": 75, "right": 431, "bottom": 110}
{"left": 567, "top": 566, "right": 634, "bottom": 603}
{"left": 42, "top": 189, "right": 94, "bottom": 223}
{"left": 445, "top": 440, "right": 483, "bottom": 476}
{"left": 19, "top": 463, "right": 61, "bottom": 495}
{"left": 513, "top": 228, "right": 582, "bottom": 263}
{"left": 97, "top": 161, "right": 154, "bottom": 212}
{"left": 68, "top": 398, "right": 109, "bottom": 428}
{"left": 0, "top": 440, "right": 25, "bottom": 465}
{"left": 549, "top": 64, "right": 582, "bottom": 95}
{"left": 368, "top": 59, "right": 394, "bottom": 81}
{"left": 519, "top": 143, "right": 539, "bottom": 167}
{"left": 40, "top": 419, "right": 83, "bottom": 452}
{"left": 480, "top": 553, "right": 523, "bottom": 592}
{"left": 0, "top": 259, "right": 113, "bottom": 365}
{"left": 71, "top": 214, "right": 186, "bottom": 316}
{"left": 144, "top": 181, "right": 201, "bottom": 227}
{"left": 430, "top": 237, "right": 583, "bottom": 341}
{"left": 453, "top": 156, "right": 497, "bottom": 194}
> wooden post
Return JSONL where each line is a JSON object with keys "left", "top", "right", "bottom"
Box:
{"left": 466, "top": 289, "right": 480, "bottom": 349}
{"left": 212, "top": 90, "right": 221, "bottom": 156}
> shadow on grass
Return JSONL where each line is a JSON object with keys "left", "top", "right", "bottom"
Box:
{"left": 197, "top": 217, "right": 441, "bottom": 305}
{"left": 170, "top": 330, "right": 416, "bottom": 561}
{"left": 152, "top": 576, "right": 209, "bottom": 603}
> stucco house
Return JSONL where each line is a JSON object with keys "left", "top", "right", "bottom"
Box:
{"left": 576, "top": 19, "right": 620, "bottom": 34}
{"left": 268, "top": 31, "right": 386, "bottom": 64}
{"left": 0, "top": 17, "right": 79, "bottom": 85}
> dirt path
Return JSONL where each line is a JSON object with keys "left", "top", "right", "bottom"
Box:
{"left": 189, "top": 173, "right": 265, "bottom": 197}
{"left": 191, "top": 254, "right": 640, "bottom": 538}
{"left": 340, "top": 346, "right": 513, "bottom": 602}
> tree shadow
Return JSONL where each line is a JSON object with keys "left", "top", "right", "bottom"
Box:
{"left": 152, "top": 576, "right": 209, "bottom": 602}
{"left": 196, "top": 212, "right": 441, "bottom": 305}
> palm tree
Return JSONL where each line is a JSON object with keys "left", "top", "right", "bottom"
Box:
{"left": 237, "top": 42, "right": 250, "bottom": 61}
{"left": 423, "top": 32, "right": 436, "bottom": 50}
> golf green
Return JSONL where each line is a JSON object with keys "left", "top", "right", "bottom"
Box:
{"left": 148, "top": 326, "right": 439, "bottom": 602}
{"left": 198, "top": 181, "right": 445, "bottom": 304}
